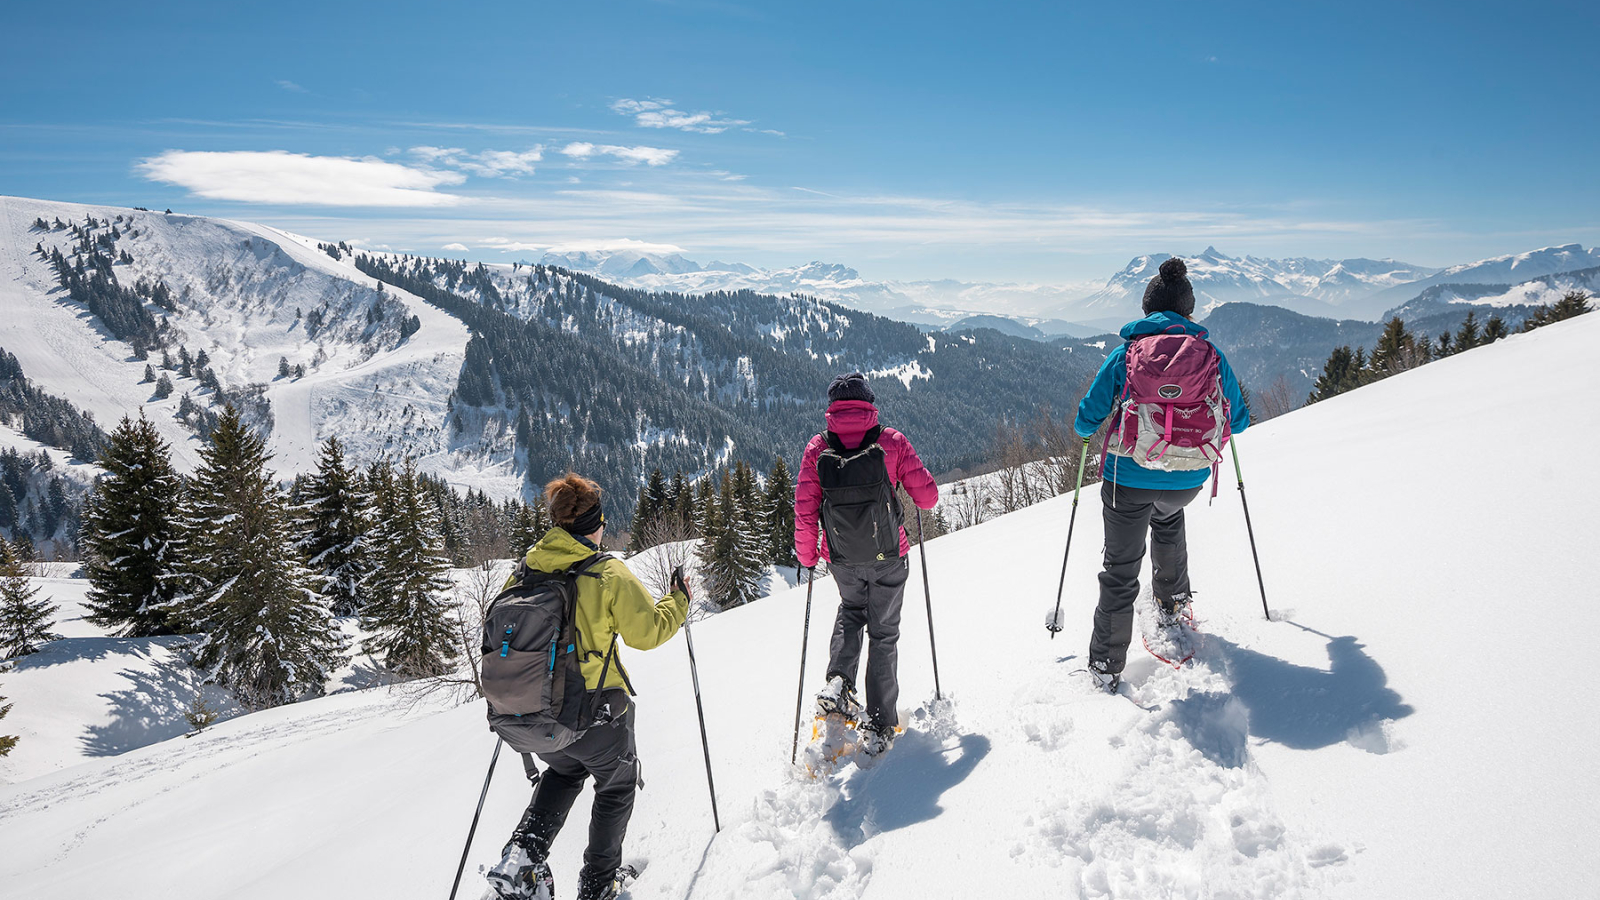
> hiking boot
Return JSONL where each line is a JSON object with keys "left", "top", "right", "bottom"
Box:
{"left": 860, "top": 721, "right": 899, "bottom": 758}
{"left": 485, "top": 843, "right": 554, "bottom": 900}
{"left": 1088, "top": 660, "right": 1121, "bottom": 694}
{"left": 816, "top": 674, "right": 863, "bottom": 720}
{"left": 575, "top": 865, "right": 640, "bottom": 900}
{"left": 1156, "top": 592, "right": 1193, "bottom": 629}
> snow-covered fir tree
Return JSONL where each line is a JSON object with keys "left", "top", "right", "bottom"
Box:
{"left": 696, "top": 466, "right": 766, "bottom": 609}
{"left": 0, "top": 539, "right": 57, "bottom": 658}
{"left": 297, "top": 437, "right": 372, "bottom": 616}
{"left": 764, "top": 457, "right": 796, "bottom": 567}
{"left": 361, "top": 458, "right": 458, "bottom": 679}
{"left": 0, "top": 689, "right": 15, "bottom": 756}
{"left": 174, "top": 406, "right": 346, "bottom": 710}
{"left": 508, "top": 495, "right": 550, "bottom": 558}
{"left": 80, "top": 412, "right": 182, "bottom": 636}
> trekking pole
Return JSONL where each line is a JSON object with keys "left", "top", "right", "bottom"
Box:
{"left": 1047, "top": 438, "right": 1092, "bottom": 639}
{"left": 447, "top": 738, "right": 504, "bottom": 900}
{"left": 1231, "top": 441, "right": 1270, "bottom": 620}
{"left": 915, "top": 508, "right": 943, "bottom": 701}
{"left": 790, "top": 567, "right": 816, "bottom": 765}
{"left": 682, "top": 616, "right": 722, "bottom": 832}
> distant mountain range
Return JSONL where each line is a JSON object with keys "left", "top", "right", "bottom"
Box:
{"left": 536, "top": 243, "right": 1600, "bottom": 333}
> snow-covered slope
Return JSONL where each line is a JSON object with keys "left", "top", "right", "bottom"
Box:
{"left": 2, "top": 311, "right": 1593, "bottom": 898}
{"left": 1361, "top": 243, "right": 1600, "bottom": 313}
{"left": 0, "top": 195, "right": 473, "bottom": 486}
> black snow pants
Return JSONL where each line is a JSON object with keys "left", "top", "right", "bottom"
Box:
{"left": 1088, "top": 481, "right": 1202, "bottom": 675}
{"left": 827, "top": 555, "right": 910, "bottom": 730}
{"left": 511, "top": 693, "right": 640, "bottom": 890}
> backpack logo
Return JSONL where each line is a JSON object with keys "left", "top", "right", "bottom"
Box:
{"left": 1158, "top": 384, "right": 1183, "bottom": 399}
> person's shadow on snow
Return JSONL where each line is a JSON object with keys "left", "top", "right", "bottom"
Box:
{"left": 1171, "top": 624, "right": 1414, "bottom": 762}
{"left": 824, "top": 730, "right": 991, "bottom": 846}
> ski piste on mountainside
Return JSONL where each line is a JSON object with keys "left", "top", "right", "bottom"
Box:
{"left": 1, "top": 284, "right": 1597, "bottom": 898}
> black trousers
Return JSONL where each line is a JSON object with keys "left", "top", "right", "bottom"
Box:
{"left": 827, "top": 556, "right": 909, "bottom": 729}
{"left": 1088, "top": 481, "right": 1202, "bottom": 674}
{"left": 511, "top": 696, "right": 639, "bottom": 888}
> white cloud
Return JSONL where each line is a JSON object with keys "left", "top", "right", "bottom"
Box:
{"left": 560, "top": 142, "right": 678, "bottom": 166}
{"left": 276, "top": 80, "right": 309, "bottom": 93}
{"left": 408, "top": 145, "right": 543, "bottom": 177}
{"left": 442, "top": 242, "right": 470, "bottom": 252}
{"left": 544, "top": 238, "right": 687, "bottom": 255}
{"left": 136, "top": 150, "right": 466, "bottom": 207}
{"left": 610, "top": 98, "right": 751, "bottom": 134}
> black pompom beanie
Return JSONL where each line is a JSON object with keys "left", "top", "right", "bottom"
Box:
{"left": 827, "top": 372, "right": 875, "bottom": 404}
{"left": 1142, "top": 257, "right": 1196, "bottom": 318}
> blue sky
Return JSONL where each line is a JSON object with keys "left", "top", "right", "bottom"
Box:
{"left": 3, "top": 0, "right": 1597, "bottom": 284}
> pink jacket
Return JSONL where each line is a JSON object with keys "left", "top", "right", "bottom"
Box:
{"left": 794, "top": 400, "right": 939, "bottom": 568}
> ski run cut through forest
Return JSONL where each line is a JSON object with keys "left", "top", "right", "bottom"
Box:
{"left": 0, "top": 304, "right": 1595, "bottom": 898}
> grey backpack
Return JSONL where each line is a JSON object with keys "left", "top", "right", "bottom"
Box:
{"left": 481, "top": 553, "right": 628, "bottom": 754}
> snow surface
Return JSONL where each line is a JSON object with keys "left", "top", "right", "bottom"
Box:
{"left": 1, "top": 296, "right": 1597, "bottom": 898}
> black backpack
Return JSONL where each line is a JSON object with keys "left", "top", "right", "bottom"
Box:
{"left": 817, "top": 425, "right": 903, "bottom": 565}
{"left": 480, "top": 553, "right": 630, "bottom": 754}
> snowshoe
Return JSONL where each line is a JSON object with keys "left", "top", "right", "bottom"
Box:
{"left": 1139, "top": 590, "right": 1201, "bottom": 667}
{"left": 483, "top": 843, "right": 554, "bottom": 900}
{"left": 576, "top": 863, "right": 641, "bottom": 900}
{"left": 801, "top": 711, "right": 861, "bottom": 778}
{"left": 815, "top": 674, "right": 862, "bottom": 720}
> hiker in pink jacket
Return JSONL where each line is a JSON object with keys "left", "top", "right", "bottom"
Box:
{"left": 794, "top": 372, "right": 938, "bottom": 756}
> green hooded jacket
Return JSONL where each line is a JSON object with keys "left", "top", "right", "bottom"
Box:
{"left": 509, "top": 527, "right": 688, "bottom": 692}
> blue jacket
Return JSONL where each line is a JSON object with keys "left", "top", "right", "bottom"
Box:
{"left": 1073, "top": 311, "right": 1250, "bottom": 491}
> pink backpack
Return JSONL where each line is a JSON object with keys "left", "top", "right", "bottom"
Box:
{"left": 1106, "top": 329, "right": 1232, "bottom": 471}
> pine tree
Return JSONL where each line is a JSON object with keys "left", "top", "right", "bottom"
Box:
{"left": 299, "top": 437, "right": 372, "bottom": 617}
{"left": 1522, "top": 290, "right": 1592, "bottom": 331}
{"left": 1367, "top": 317, "right": 1427, "bottom": 379}
{"left": 0, "top": 689, "right": 15, "bottom": 756}
{"left": 1483, "top": 314, "right": 1509, "bottom": 343}
{"left": 0, "top": 539, "right": 58, "bottom": 658}
{"left": 508, "top": 502, "right": 541, "bottom": 559}
{"left": 765, "top": 457, "right": 797, "bottom": 567}
{"left": 174, "top": 407, "right": 345, "bottom": 710}
{"left": 81, "top": 413, "right": 182, "bottom": 637}
{"left": 695, "top": 470, "right": 765, "bottom": 610}
{"left": 1306, "top": 346, "right": 1360, "bottom": 404}
{"left": 628, "top": 469, "right": 667, "bottom": 554}
{"left": 1454, "top": 310, "right": 1482, "bottom": 352}
{"left": 361, "top": 459, "right": 458, "bottom": 679}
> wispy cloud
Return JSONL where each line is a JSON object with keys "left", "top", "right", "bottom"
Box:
{"left": 442, "top": 242, "right": 470, "bottom": 252}
{"left": 610, "top": 98, "right": 752, "bottom": 135}
{"left": 136, "top": 150, "right": 466, "bottom": 207}
{"left": 409, "top": 145, "right": 543, "bottom": 177}
{"left": 276, "top": 79, "right": 309, "bottom": 93}
{"left": 559, "top": 142, "right": 679, "bottom": 166}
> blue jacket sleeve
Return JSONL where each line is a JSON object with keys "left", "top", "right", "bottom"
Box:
{"left": 1074, "top": 345, "right": 1126, "bottom": 439}
{"left": 1217, "top": 350, "right": 1250, "bottom": 434}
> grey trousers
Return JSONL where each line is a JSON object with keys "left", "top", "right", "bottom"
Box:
{"left": 827, "top": 556, "right": 909, "bottom": 729}
{"left": 1088, "top": 481, "right": 1202, "bottom": 674}
{"left": 512, "top": 695, "right": 639, "bottom": 890}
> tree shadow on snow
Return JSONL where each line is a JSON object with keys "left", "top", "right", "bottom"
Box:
{"left": 80, "top": 666, "right": 240, "bottom": 757}
{"left": 1180, "top": 625, "right": 1414, "bottom": 758}
{"left": 824, "top": 730, "right": 991, "bottom": 846}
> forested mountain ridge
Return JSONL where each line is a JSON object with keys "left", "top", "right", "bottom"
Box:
{"left": 355, "top": 253, "right": 1110, "bottom": 517}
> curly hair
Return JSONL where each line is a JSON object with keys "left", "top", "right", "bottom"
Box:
{"left": 544, "top": 471, "right": 602, "bottom": 526}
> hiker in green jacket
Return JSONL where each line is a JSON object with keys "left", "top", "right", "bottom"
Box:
{"left": 488, "top": 472, "right": 688, "bottom": 900}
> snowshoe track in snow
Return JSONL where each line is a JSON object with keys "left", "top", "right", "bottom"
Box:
{"left": 1011, "top": 627, "right": 1351, "bottom": 899}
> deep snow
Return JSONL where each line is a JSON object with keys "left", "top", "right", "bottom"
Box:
{"left": 1, "top": 313, "right": 1597, "bottom": 898}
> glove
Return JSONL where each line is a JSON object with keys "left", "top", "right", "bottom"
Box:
{"left": 671, "top": 565, "right": 693, "bottom": 601}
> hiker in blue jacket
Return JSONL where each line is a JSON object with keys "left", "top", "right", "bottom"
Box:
{"left": 1072, "top": 257, "right": 1250, "bottom": 691}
